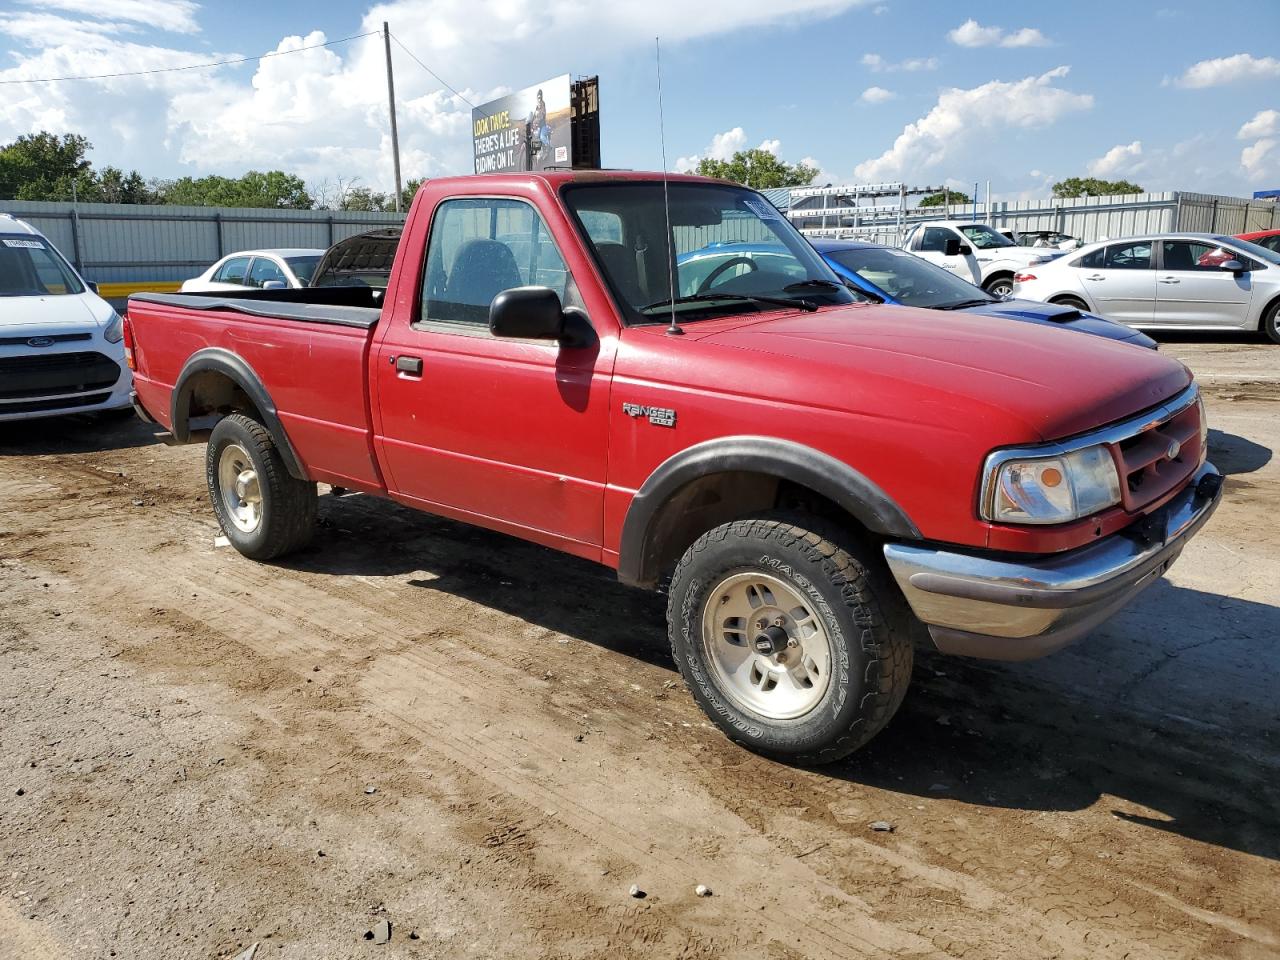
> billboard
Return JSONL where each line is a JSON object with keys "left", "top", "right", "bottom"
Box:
{"left": 473, "top": 75, "right": 573, "bottom": 174}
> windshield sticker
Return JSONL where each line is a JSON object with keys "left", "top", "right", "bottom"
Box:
{"left": 743, "top": 199, "right": 780, "bottom": 221}
{"left": 2, "top": 238, "right": 45, "bottom": 249}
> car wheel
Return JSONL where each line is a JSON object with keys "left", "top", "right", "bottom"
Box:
{"left": 207, "top": 413, "right": 316, "bottom": 560}
{"left": 667, "top": 513, "right": 913, "bottom": 765}
{"left": 1262, "top": 300, "right": 1280, "bottom": 345}
{"left": 983, "top": 276, "right": 1014, "bottom": 298}
{"left": 1050, "top": 296, "right": 1090, "bottom": 312}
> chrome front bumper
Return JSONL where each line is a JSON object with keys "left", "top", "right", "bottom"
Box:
{"left": 883, "top": 464, "right": 1223, "bottom": 661}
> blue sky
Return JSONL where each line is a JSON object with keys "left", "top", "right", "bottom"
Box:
{"left": 1, "top": 0, "right": 1278, "bottom": 199}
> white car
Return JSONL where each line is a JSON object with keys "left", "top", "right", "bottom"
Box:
{"left": 0, "top": 214, "right": 132, "bottom": 422}
{"left": 902, "top": 221, "right": 1060, "bottom": 297}
{"left": 1010, "top": 233, "right": 1280, "bottom": 343}
{"left": 180, "top": 248, "right": 324, "bottom": 293}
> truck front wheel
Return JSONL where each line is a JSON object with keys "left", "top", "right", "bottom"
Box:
{"left": 667, "top": 515, "right": 913, "bottom": 764}
{"left": 207, "top": 413, "right": 316, "bottom": 561}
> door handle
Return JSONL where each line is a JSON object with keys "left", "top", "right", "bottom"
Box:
{"left": 394, "top": 355, "right": 424, "bottom": 376}
{"left": 1084, "top": 274, "right": 1105, "bottom": 281}
{"left": 1158, "top": 277, "right": 1181, "bottom": 284}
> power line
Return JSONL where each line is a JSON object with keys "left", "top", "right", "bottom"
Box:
{"left": 0, "top": 30, "right": 380, "bottom": 85}
{"left": 389, "top": 33, "right": 474, "bottom": 108}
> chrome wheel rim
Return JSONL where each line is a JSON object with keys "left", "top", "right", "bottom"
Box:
{"left": 700, "top": 571, "right": 833, "bottom": 721}
{"left": 989, "top": 280, "right": 1013, "bottom": 298}
{"left": 217, "top": 443, "right": 262, "bottom": 534}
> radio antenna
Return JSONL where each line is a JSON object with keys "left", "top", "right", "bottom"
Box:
{"left": 655, "top": 36, "right": 683, "bottom": 336}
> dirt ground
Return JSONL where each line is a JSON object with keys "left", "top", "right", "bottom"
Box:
{"left": 1, "top": 338, "right": 1277, "bottom": 960}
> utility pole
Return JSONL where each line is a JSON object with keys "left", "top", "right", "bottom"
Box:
{"left": 383, "top": 22, "right": 403, "bottom": 212}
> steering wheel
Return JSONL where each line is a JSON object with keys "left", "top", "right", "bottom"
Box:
{"left": 697, "top": 256, "right": 759, "bottom": 294}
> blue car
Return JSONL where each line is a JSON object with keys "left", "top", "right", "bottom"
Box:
{"left": 677, "top": 240, "right": 1156, "bottom": 349}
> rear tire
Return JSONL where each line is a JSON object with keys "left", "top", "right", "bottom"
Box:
{"left": 1050, "top": 295, "right": 1090, "bottom": 312}
{"left": 667, "top": 514, "right": 913, "bottom": 765}
{"left": 207, "top": 413, "right": 316, "bottom": 560}
{"left": 1262, "top": 300, "right": 1280, "bottom": 345}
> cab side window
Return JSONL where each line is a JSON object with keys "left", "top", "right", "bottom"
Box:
{"left": 918, "top": 227, "right": 954, "bottom": 253}
{"left": 420, "top": 198, "right": 582, "bottom": 328}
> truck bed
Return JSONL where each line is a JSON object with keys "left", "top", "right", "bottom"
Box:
{"left": 127, "top": 288, "right": 385, "bottom": 493}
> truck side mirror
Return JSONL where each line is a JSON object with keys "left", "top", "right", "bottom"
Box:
{"left": 945, "top": 238, "right": 972, "bottom": 257}
{"left": 490, "top": 286, "right": 566, "bottom": 342}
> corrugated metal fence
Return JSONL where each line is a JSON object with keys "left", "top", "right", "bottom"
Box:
{"left": 786, "top": 190, "right": 1280, "bottom": 247}
{"left": 0, "top": 199, "right": 406, "bottom": 296}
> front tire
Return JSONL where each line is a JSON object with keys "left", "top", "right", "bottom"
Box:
{"left": 667, "top": 515, "right": 913, "bottom": 765}
{"left": 983, "top": 275, "right": 1014, "bottom": 298}
{"left": 207, "top": 413, "right": 316, "bottom": 560}
{"left": 1262, "top": 300, "right": 1280, "bottom": 345}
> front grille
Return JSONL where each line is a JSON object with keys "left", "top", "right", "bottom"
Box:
{"left": 0, "top": 351, "right": 121, "bottom": 400}
{"left": 0, "top": 391, "right": 112, "bottom": 414}
{"left": 1113, "top": 396, "right": 1202, "bottom": 512}
{"left": 0, "top": 332, "right": 93, "bottom": 347}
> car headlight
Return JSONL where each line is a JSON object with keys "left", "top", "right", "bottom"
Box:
{"left": 983, "top": 444, "right": 1121, "bottom": 524}
{"left": 103, "top": 311, "right": 124, "bottom": 343}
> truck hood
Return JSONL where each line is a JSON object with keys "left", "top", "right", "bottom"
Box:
{"left": 0, "top": 292, "right": 106, "bottom": 332}
{"left": 984, "top": 245, "right": 1062, "bottom": 265}
{"left": 699, "top": 305, "right": 1190, "bottom": 441}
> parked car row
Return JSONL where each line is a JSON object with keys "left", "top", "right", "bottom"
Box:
{"left": 1012, "top": 232, "right": 1280, "bottom": 343}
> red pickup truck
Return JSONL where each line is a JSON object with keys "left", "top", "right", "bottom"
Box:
{"left": 126, "top": 172, "right": 1222, "bottom": 763}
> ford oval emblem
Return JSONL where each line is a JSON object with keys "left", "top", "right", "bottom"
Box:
{"left": 1166, "top": 440, "right": 1181, "bottom": 460}
{"left": 27, "top": 336, "right": 55, "bottom": 348}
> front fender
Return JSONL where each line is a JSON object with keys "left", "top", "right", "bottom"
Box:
{"left": 616, "top": 435, "right": 921, "bottom": 588}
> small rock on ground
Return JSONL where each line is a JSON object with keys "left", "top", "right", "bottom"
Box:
{"left": 629, "top": 884, "right": 645, "bottom": 898}
{"left": 373, "top": 919, "right": 391, "bottom": 944}
{"left": 870, "top": 821, "right": 894, "bottom": 832}
{"left": 695, "top": 884, "right": 711, "bottom": 897}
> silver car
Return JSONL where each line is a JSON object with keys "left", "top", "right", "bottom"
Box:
{"left": 1010, "top": 233, "right": 1280, "bottom": 343}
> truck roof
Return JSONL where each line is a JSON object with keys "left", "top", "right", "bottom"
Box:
{"left": 424, "top": 170, "right": 725, "bottom": 190}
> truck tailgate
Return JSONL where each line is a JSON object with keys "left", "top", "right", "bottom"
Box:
{"left": 128, "top": 294, "right": 384, "bottom": 492}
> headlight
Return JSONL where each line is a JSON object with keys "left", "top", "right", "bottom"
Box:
{"left": 984, "top": 444, "right": 1121, "bottom": 524}
{"left": 103, "top": 311, "right": 124, "bottom": 343}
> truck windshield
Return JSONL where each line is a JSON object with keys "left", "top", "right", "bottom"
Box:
{"left": 825, "top": 246, "right": 994, "bottom": 309}
{"left": 563, "top": 182, "right": 857, "bottom": 323}
{"left": 0, "top": 235, "right": 85, "bottom": 297}
{"left": 957, "top": 224, "right": 1016, "bottom": 250}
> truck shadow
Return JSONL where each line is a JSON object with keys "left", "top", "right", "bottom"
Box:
{"left": 1209, "top": 427, "right": 1272, "bottom": 475}
{"left": 290, "top": 492, "right": 1280, "bottom": 862}
{"left": 0, "top": 412, "right": 164, "bottom": 454}
{"left": 831, "top": 580, "right": 1280, "bottom": 862}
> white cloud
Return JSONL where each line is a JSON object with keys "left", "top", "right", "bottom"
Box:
{"left": 0, "top": 0, "right": 879, "bottom": 191}
{"left": 1241, "top": 139, "right": 1277, "bottom": 179}
{"left": 860, "top": 85, "right": 895, "bottom": 103}
{"left": 1176, "top": 53, "right": 1280, "bottom": 88}
{"left": 861, "top": 52, "right": 937, "bottom": 72}
{"left": 1088, "top": 140, "right": 1144, "bottom": 178}
{"left": 1239, "top": 109, "right": 1279, "bottom": 140}
{"left": 948, "top": 19, "right": 1050, "bottom": 48}
{"left": 853, "top": 66, "right": 1091, "bottom": 182}
{"left": 18, "top": 0, "right": 201, "bottom": 34}
{"left": 676, "top": 128, "right": 791, "bottom": 171}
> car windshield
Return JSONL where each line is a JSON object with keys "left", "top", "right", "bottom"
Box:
{"left": 0, "top": 235, "right": 85, "bottom": 297}
{"left": 285, "top": 255, "right": 322, "bottom": 284}
{"left": 958, "top": 224, "right": 1016, "bottom": 250}
{"left": 563, "top": 182, "right": 856, "bottom": 322}
{"left": 825, "top": 245, "right": 993, "bottom": 309}
{"left": 1221, "top": 236, "right": 1280, "bottom": 266}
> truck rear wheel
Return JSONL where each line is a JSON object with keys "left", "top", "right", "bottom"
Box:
{"left": 667, "top": 514, "right": 913, "bottom": 765}
{"left": 207, "top": 413, "right": 316, "bottom": 561}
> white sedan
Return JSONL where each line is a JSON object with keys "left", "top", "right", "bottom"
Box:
{"left": 181, "top": 248, "right": 324, "bottom": 293}
{"left": 1011, "top": 233, "right": 1280, "bottom": 343}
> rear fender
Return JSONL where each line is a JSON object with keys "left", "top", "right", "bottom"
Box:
{"left": 170, "top": 348, "right": 309, "bottom": 481}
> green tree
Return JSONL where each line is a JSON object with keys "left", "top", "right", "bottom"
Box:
{"left": 158, "top": 170, "right": 314, "bottom": 209}
{"left": 694, "top": 149, "right": 818, "bottom": 189}
{"left": 0, "top": 132, "right": 94, "bottom": 200}
{"left": 1051, "top": 177, "right": 1144, "bottom": 198}
{"left": 918, "top": 189, "right": 972, "bottom": 208}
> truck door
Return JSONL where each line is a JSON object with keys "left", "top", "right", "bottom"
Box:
{"left": 373, "top": 196, "right": 614, "bottom": 559}
{"left": 911, "top": 226, "right": 981, "bottom": 283}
